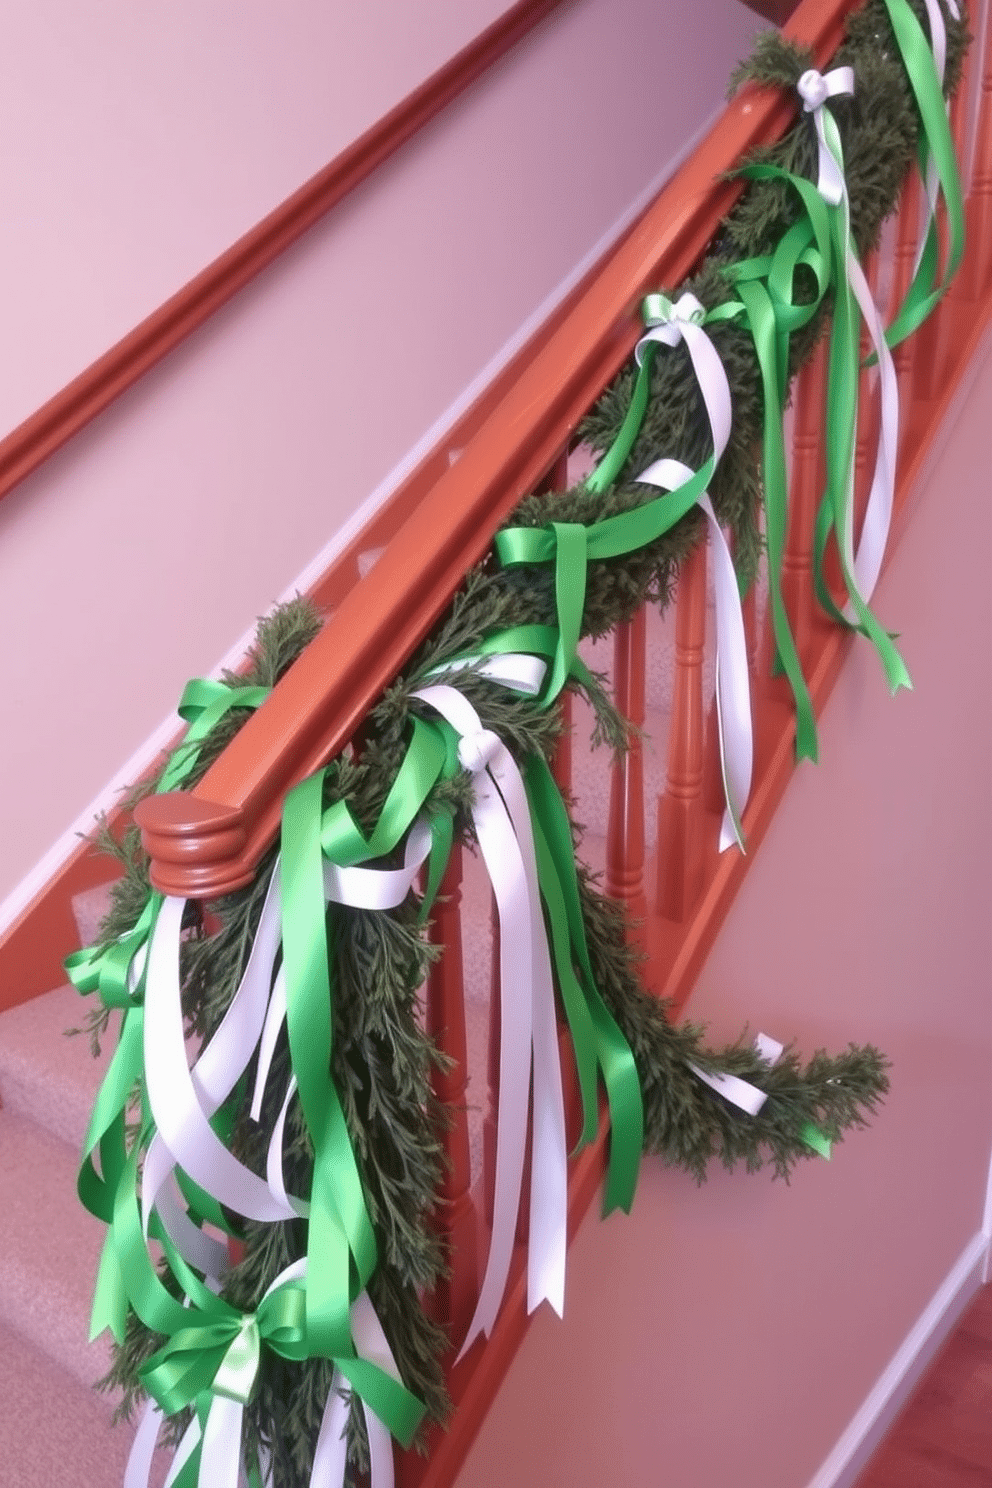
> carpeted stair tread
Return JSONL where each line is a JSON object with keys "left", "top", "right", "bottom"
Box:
{"left": 0, "top": 982, "right": 114, "bottom": 1152}
{"left": 0, "top": 1321, "right": 170, "bottom": 1488}
{"left": 72, "top": 880, "right": 116, "bottom": 949}
{"left": 0, "top": 1107, "right": 112, "bottom": 1389}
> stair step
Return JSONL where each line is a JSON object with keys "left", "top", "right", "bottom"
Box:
{"left": 0, "top": 983, "right": 113, "bottom": 1152}
{"left": 0, "top": 1322, "right": 170, "bottom": 1488}
{"left": 0, "top": 1108, "right": 113, "bottom": 1389}
{"left": 71, "top": 881, "right": 115, "bottom": 949}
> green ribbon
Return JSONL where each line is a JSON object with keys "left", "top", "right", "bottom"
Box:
{"left": 881, "top": 0, "right": 965, "bottom": 349}
{"left": 724, "top": 169, "right": 835, "bottom": 760}
{"left": 800, "top": 1121, "right": 832, "bottom": 1160}
{"left": 525, "top": 752, "right": 644, "bottom": 1213}
{"left": 280, "top": 754, "right": 437, "bottom": 1445}
{"left": 69, "top": 679, "right": 272, "bottom": 1342}
{"left": 801, "top": 90, "right": 914, "bottom": 696}
{"left": 428, "top": 628, "right": 645, "bottom": 1208}
{"left": 141, "top": 1281, "right": 309, "bottom": 1415}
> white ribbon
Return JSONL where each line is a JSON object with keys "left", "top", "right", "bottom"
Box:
{"left": 799, "top": 67, "right": 900, "bottom": 616}
{"left": 636, "top": 292, "right": 732, "bottom": 459}
{"left": 413, "top": 664, "right": 568, "bottom": 1355}
{"left": 690, "top": 1031, "right": 785, "bottom": 1116}
{"left": 637, "top": 459, "right": 752, "bottom": 852}
{"left": 634, "top": 295, "right": 752, "bottom": 852}
{"left": 143, "top": 889, "right": 297, "bottom": 1226}
{"left": 798, "top": 66, "right": 855, "bottom": 208}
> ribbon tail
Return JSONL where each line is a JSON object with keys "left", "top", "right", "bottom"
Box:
{"left": 198, "top": 1394, "right": 244, "bottom": 1488}
{"left": 163, "top": 1415, "right": 203, "bottom": 1488}
{"left": 124, "top": 1398, "right": 165, "bottom": 1488}
{"left": 699, "top": 493, "right": 752, "bottom": 851}
{"left": 846, "top": 248, "right": 900, "bottom": 608}
{"left": 312, "top": 1373, "right": 350, "bottom": 1487}
{"left": 456, "top": 759, "right": 533, "bottom": 1356}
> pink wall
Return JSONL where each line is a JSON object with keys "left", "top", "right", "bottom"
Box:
{"left": 0, "top": 0, "right": 761, "bottom": 908}
{"left": 452, "top": 352, "right": 992, "bottom": 1486}
{"left": 0, "top": 0, "right": 516, "bottom": 433}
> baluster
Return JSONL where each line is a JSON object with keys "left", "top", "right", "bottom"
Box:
{"left": 913, "top": 56, "right": 974, "bottom": 403}
{"left": 656, "top": 538, "right": 707, "bottom": 922}
{"left": 544, "top": 445, "right": 574, "bottom": 801}
{"left": 606, "top": 605, "right": 647, "bottom": 943}
{"left": 423, "top": 842, "right": 478, "bottom": 1340}
{"left": 963, "top": 15, "right": 992, "bottom": 302}
{"left": 782, "top": 339, "right": 828, "bottom": 656}
{"left": 890, "top": 169, "right": 922, "bottom": 451}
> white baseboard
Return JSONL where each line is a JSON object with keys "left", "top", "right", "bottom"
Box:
{"left": 805, "top": 1230, "right": 990, "bottom": 1488}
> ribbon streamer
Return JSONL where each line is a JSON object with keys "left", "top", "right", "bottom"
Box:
{"left": 799, "top": 66, "right": 911, "bottom": 695}
{"left": 412, "top": 678, "right": 568, "bottom": 1352}
{"left": 633, "top": 292, "right": 752, "bottom": 851}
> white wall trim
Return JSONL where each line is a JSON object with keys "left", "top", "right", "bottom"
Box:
{"left": 804, "top": 1230, "right": 990, "bottom": 1488}
{"left": 0, "top": 96, "right": 725, "bottom": 945}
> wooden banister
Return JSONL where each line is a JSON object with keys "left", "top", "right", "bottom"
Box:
{"left": 136, "top": 0, "right": 852, "bottom": 896}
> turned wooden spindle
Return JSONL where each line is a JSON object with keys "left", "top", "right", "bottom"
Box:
{"left": 963, "top": 17, "right": 992, "bottom": 303}
{"left": 782, "top": 338, "right": 829, "bottom": 657}
{"left": 423, "top": 842, "right": 478, "bottom": 1340}
{"left": 890, "top": 169, "right": 923, "bottom": 440}
{"left": 913, "top": 63, "right": 974, "bottom": 405}
{"left": 606, "top": 605, "right": 648, "bottom": 941}
{"left": 656, "top": 538, "right": 707, "bottom": 923}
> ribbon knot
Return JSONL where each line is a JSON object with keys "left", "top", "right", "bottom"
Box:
{"left": 458, "top": 727, "right": 503, "bottom": 775}
{"left": 798, "top": 67, "right": 830, "bottom": 110}
{"left": 212, "top": 1313, "right": 261, "bottom": 1405}
{"left": 140, "top": 1282, "right": 308, "bottom": 1418}
{"left": 795, "top": 65, "right": 854, "bottom": 207}
{"left": 638, "top": 291, "right": 705, "bottom": 356}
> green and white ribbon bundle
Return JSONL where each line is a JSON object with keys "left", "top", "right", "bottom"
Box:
{"left": 66, "top": 4, "right": 967, "bottom": 1482}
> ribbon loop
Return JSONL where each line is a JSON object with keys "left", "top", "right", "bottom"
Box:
{"left": 797, "top": 67, "right": 830, "bottom": 111}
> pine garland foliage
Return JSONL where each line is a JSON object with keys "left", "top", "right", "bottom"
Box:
{"left": 81, "top": 2, "right": 972, "bottom": 1482}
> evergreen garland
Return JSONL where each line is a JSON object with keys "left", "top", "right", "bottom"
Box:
{"left": 76, "top": 3, "right": 970, "bottom": 1483}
